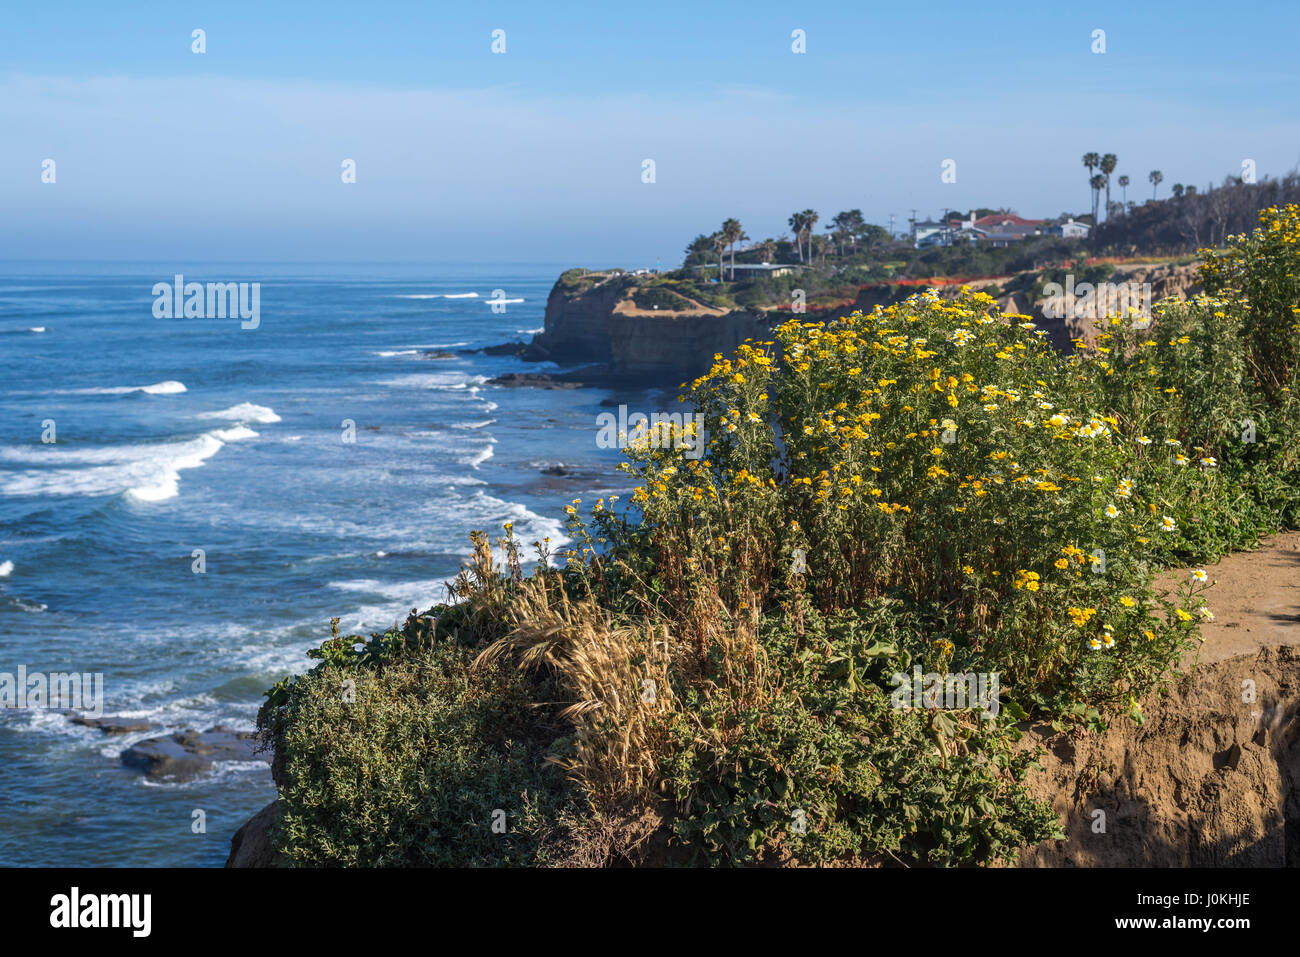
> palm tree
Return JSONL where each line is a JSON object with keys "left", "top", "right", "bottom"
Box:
{"left": 1171, "top": 183, "right": 1185, "bottom": 199}
{"left": 721, "top": 218, "right": 743, "bottom": 280}
{"left": 1149, "top": 170, "right": 1163, "bottom": 200}
{"left": 1089, "top": 175, "right": 1106, "bottom": 221}
{"left": 758, "top": 238, "right": 777, "bottom": 263}
{"left": 711, "top": 232, "right": 727, "bottom": 283}
{"left": 1083, "top": 152, "right": 1100, "bottom": 219}
{"left": 787, "top": 211, "right": 806, "bottom": 262}
{"left": 1100, "top": 154, "right": 1117, "bottom": 221}
{"left": 801, "top": 209, "right": 819, "bottom": 261}
{"left": 1118, "top": 174, "right": 1130, "bottom": 208}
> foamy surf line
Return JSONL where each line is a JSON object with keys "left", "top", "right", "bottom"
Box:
{"left": 61, "top": 380, "right": 186, "bottom": 396}
{"left": 392, "top": 292, "right": 479, "bottom": 299}
{"left": 0, "top": 425, "right": 264, "bottom": 502}
{"left": 377, "top": 372, "right": 489, "bottom": 391}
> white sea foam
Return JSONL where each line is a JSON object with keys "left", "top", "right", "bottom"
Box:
{"left": 374, "top": 349, "right": 420, "bottom": 357}
{"left": 65, "top": 380, "right": 187, "bottom": 396}
{"left": 29, "top": 327, "right": 46, "bottom": 333}
{"left": 516, "top": 327, "right": 543, "bottom": 334}
{"left": 487, "top": 298, "right": 525, "bottom": 304}
{"left": 329, "top": 577, "right": 453, "bottom": 602}
{"left": 0, "top": 560, "right": 12, "bottom": 577}
{"left": 6, "top": 596, "right": 46, "bottom": 613}
{"left": 196, "top": 402, "right": 281, "bottom": 424}
{"left": 0, "top": 426, "right": 259, "bottom": 502}
{"left": 209, "top": 425, "right": 259, "bottom": 442}
{"left": 377, "top": 372, "right": 488, "bottom": 391}
{"left": 392, "top": 292, "right": 479, "bottom": 300}
{"left": 464, "top": 444, "right": 495, "bottom": 467}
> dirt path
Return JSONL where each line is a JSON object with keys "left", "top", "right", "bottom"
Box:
{"left": 1161, "top": 530, "right": 1300, "bottom": 664}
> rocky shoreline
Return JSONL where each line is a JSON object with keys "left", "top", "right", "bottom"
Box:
{"left": 61, "top": 713, "right": 269, "bottom": 783}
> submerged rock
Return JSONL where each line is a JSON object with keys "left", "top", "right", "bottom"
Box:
{"left": 488, "top": 372, "right": 583, "bottom": 389}
{"left": 70, "top": 715, "right": 154, "bottom": 735}
{"left": 120, "top": 725, "right": 267, "bottom": 782}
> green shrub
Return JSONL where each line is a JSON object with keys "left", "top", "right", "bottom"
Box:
{"left": 260, "top": 633, "right": 576, "bottom": 867}
{"left": 661, "top": 605, "right": 1061, "bottom": 866}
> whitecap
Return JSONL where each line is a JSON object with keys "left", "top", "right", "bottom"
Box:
{"left": 196, "top": 402, "right": 281, "bottom": 424}
{"left": 65, "top": 380, "right": 187, "bottom": 396}
{"left": 209, "top": 425, "right": 259, "bottom": 442}
{"left": 0, "top": 429, "right": 247, "bottom": 502}
{"left": 377, "top": 372, "right": 488, "bottom": 391}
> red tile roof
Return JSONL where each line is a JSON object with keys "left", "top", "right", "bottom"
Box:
{"left": 972, "top": 214, "right": 1044, "bottom": 228}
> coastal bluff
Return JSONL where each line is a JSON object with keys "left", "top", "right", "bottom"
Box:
{"left": 514, "top": 263, "right": 1202, "bottom": 387}
{"left": 524, "top": 269, "right": 774, "bottom": 384}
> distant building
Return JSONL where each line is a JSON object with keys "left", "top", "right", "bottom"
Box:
{"left": 972, "top": 213, "right": 1044, "bottom": 231}
{"left": 929, "top": 212, "right": 1045, "bottom": 246}
{"left": 692, "top": 262, "right": 800, "bottom": 278}
{"left": 1046, "top": 218, "right": 1091, "bottom": 239}
{"left": 912, "top": 220, "right": 954, "bottom": 248}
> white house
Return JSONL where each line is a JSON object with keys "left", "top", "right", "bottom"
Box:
{"left": 1047, "top": 218, "right": 1091, "bottom": 239}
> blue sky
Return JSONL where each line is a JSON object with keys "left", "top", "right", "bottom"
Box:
{"left": 3, "top": 0, "right": 1297, "bottom": 264}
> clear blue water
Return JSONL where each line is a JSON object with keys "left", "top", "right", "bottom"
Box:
{"left": 0, "top": 262, "right": 648, "bottom": 866}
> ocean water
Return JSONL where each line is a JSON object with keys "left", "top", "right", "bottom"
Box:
{"left": 0, "top": 262, "right": 648, "bottom": 866}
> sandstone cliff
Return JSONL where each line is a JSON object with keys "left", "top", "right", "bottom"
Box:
{"left": 530, "top": 270, "right": 774, "bottom": 384}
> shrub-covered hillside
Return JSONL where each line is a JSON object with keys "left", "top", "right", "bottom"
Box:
{"left": 259, "top": 207, "right": 1300, "bottom": 867}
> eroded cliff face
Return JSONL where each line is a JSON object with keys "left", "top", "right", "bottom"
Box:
{"left": 605, "top": 311, "right": 772, "bottom": 383}
{"left": 1019, "top": 530, "right": 1300, "bottom": 867}
{"left": 532, "top": 271, "right": 774, "bottom": 383}
{"left": 535, "top": 274, "right": 628, "bottom": 363}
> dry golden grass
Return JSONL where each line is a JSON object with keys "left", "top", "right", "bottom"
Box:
{"left": 475, "top": 576, "right": 676, "bottom": 804}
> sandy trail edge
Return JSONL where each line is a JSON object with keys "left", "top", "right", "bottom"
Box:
{"left": 1018, "top": 530, "right": 1300, "bottom": 866}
